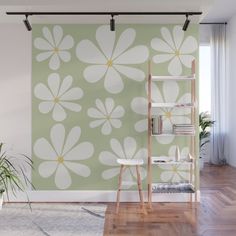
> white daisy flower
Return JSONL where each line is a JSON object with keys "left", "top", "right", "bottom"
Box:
{"left": 99, "top": 137, "right": 147, "bottom": 189}
{"left": 131, "top": 81, "right": 191, "bottom": 144}
{"left": 151, "top": 25, "right": 198, "bottom": 75}
{"left": 160, "top": 146, "right": 190, "bottom": 182}
{"left": 34, "top": 73, "right": 83, "bottom": 121}
{"left": 34, "top": 25, "right": 74, "bottom": 70}
{"left": 33, "top": 124, "right": 94, "bottom": 189}
{"left": 87, "top": 98, "right": 125, "bottom": 135}
{"left": 76, "top": 25, "right": 149, "bottom": 94}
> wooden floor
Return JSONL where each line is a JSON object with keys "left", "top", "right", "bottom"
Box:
{"left": 104, "top": 164, "right": 236, "bottom": 236}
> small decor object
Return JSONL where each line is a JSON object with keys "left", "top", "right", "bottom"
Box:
{"left": 0, "top": 143, "right": 33, "bottom": 208}
{"left": 175, "top": 146, "right": 181, "bottom": 162}
{"left": 158, "top": 115, "right": 163, "bottom": 134}
{"left": 187, "top": 153, "right": 193, "bottom": 162}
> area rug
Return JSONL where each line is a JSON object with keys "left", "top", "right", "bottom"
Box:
{"left": 0, "top": 203, "right": 106, "bottom": 236}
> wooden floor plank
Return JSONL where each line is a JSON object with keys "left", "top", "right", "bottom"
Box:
{"left": 104, "top": 164, "right": 236, "bottom": 236}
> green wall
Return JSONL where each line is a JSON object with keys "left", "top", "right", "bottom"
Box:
{"left": 32, "top": 24, "right": 199, "bottom": 190}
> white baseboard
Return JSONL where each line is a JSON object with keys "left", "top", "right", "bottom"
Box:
{"left": 6, "top": 190, "right": 200, "bottom": 203}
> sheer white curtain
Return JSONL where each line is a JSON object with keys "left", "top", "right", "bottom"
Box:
{"left": 210, "top": 24, "right": 228, "bottom": 165}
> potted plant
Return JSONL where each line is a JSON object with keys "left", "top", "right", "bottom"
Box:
{"left": 199, "top": 112, "right": 215, "bottom": 170}
{"left": 0, "top": 143, "right": 33, "bottom": 209}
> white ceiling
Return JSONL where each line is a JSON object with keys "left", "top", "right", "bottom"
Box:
{"left": 0, "top": 0, "right": 235, "bottom": 24}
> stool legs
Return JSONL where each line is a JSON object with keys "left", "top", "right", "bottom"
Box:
{"left": 116, "top": 164, "right": 124, "bottom": 214}
{"left": 136, "top": 165, "right": 145, "bottom": 214}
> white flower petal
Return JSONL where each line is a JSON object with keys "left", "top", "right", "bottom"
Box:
{"left": 160, "top": 171, "right": 172, "bottom": 182}
{"left": 99, "top": 151, "right": 119, "bottom": 166}
{"left": 135, "top": 119, "right": 148, "bottom": 132}
{"left": 64, "top": 162, "right": 91, "bottom": 177}
{"left": 110, "top": 119, "right": 122, "bottom": 128}
{"left": 101, "top": 121, "right": 112, "bottom": 135}
{"left": 113, "top": 46, "right": 149, "bottom": 64}
{"left": 153, "top": 54, "right": 174, "bottom": 64}
{"left": 59, "top": 35, "right": 74, "bottom": 50}
{"left": 180, "top": 36, "right": 198, "bottom": 54}
{"left": 96, "top": 99, "right": 107, "bottom": 115}
{"left": 124, "top": 137, "right": 136, "bottom": 158}
{"left": 58, "top": 75, "right": 73, "bottom": 97}
{"left": 161, "top": 27, "right": 176, "bottom": 50}
{"left": 50, "top": 123, "right": 65, "bottom": 156}
{"left": 58, "top": 51, "right": 71, "bottom": 62}
{"left": 151, "top": 82, "right": 164, "bottom": 103}
{"left": 178, "top": 171, "right": 190, "bottom": 180}
{"left": 172, "top": 173, "right": 182, "bottom": 182}
{"left": 34, "top": 83, "right": 53, "bottom": 100}
{"left": 76, "top": 39, "right": 107, "bottom": 64}
{"left": 90, "top": 119, "right": 106, "bottom": 128}
{"left": 36, "top": 51, "right": 54, "bottom": 62}
{"left": 179, "top": 55, "right": 195, "bottom": 68}
{"left": 151, "top": 38, "right": 174, "bottom": 53}
{"left": 122, "top": 168, "right": 135, "bottom": 188}
{"left": 34, "top": 138, "right": 57, "bottom": 160}
{"left": 110, "top": 138, "right": 125, "bottom": 159}
{"left": 168, "top": 56, "right": 182, "bottom": 76}
{"left": 112, "top": 28, "right": 136, "bottom": 59}
{"left": 48, "top": 73, "right": 60, "bottom": 97}
{"left": 38, "top": 161, "right": 57, "bottom": 178}
{"left": 134, "top": 148, "right": 147, "bottom": 161}
{"left": 163, "top": 81, "right": 179, "bottom": 103}
{"left": 177, "top": 93, "right": 191, "bottom": 104}
{"left": 63, "top": 126, "right": 81, "bottom": 155}
{"left": 60, "top": 102, "right": 81, "bottom": 112}
{"left": 55, "top": 164, "right": 71, "bottom": 189}
{"left": 168, "top": 145, "right": 177, "bottom": 157}
{"left": 111, "top": 105, "right": 125, "bottom": 118}
{"left": 96, "top": 25, "right": 115, "bottom": 59}
{"left": 171, "top": 116, "right": 191, "bottom": 125}
{"left": 53, "top": 25, "right": 63, "bottom": 47}
{"left": 131, "top": 97, "right": 147, "bottom": 115}
{"left": 38, "top": 101, "right": 54, "bottom": 114}
{"left": 114, "top": 65, "right": 145, "bottom": 81}
{"left": 64, "top": 142, "right": 94, "bottom": 161}
{"left": 60, "top": 87, "right": 83, "bottom": 100}
{"left": 173, "top": 26, "right": 184, "bottom": 50}
{"left": 42, "top": 27, "right": 55, "bottom": 46}
{"left": 162, "top": 118, "right": 173, "bottom": 131}
{"left": 84, "top": 65, "right": 107, "bottom": 83}
{"left": 49, "top": 53, "right": 60, "bottom": 70}
{"left": 104, "top": 67, "right": 123, "bottom": 94}
{"left": 52, "top": 104, "right": 67, "bottom": 121}
{"left": 181, "top": 147, "right": 190, "bottom": 159}
{"left": 88, "top": 108, "right": 105, "bottom": 119}
{"left": 34, "top": 38, "right": 53, "bottom": 51}
{"left": 102, "top": 167, "right": 120, "bottom": 180}
{"left": 105, "top": 98, "right": 114, "bottom": 114}
{"left": 155, "top": 136, "right": 175, "bottom": 145}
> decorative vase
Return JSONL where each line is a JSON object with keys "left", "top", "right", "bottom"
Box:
{"left": 175, "top": 146, "right": 180, "bottom": 162}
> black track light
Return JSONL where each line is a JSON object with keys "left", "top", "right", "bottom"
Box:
{"left": 110, "top": 15, "right": 115, "bottom": 31}
{"left": 23, "top": 15, "right": 32, "bottom": 31}
{"left": 182, "top": 14, "right": 190, "bottom": 31}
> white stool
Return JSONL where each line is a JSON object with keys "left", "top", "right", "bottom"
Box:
{"left": 116, "top": 158, "right": 145, "bottom": 214}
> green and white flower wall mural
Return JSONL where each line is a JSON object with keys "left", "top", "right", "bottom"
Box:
{"left": 32, "top": 24, "right": 199, "bottom": 190}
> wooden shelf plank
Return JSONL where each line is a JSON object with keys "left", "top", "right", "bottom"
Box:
{"left": 152, "top": 183, "right": 195, "bottom": 193}
{"left": 152, "top": 133, "right": 195, "bottom": 137}
{"left": 151, "top": 103, "right": 194, "bottom": 108}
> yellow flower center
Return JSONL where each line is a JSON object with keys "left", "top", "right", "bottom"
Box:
{"left": 165, "top": 111, "right": 172, "bottom": 118}
{"left": 172, "top": 166, "right": 178, "bottom": 172}
{"left": 106, "top": 60, "right": 113, "bottom": 67}
{"left": 106, "top": 115, "right": 111, "bottom": 120}
{"left": 175, "top": 50, "right": 180, "bottom": 56}
{"left": 54, "top": 97, "right": 60, "bottom": 103}
{"left": 57, "top": 156, "right": 64, "bottom": 164}
{"left": 54, "top": 47, "right": 59, "bottom": 53}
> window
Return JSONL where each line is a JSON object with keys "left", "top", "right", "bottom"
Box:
{"left": 199, "top": 45, "right": 211, "bottom": 113}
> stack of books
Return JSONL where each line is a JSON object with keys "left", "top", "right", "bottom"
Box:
{"left": 173, "top": 124, "right": 195, "bottom": 135}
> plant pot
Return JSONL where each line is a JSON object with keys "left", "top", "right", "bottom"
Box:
{"left": 199, "top": 158, "right": 204, "bottom": 171}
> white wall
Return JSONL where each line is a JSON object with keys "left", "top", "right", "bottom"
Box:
{"left": 227, "top": 14, "right": 236, "bottom": 167}
{"left": 0, "top": 23, "right": 31, "bottom": 157}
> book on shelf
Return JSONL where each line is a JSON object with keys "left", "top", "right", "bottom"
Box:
{"left": 152, "top": 116, "right": 163, "bottom": 134}
{"left": 173, "top": 124, "right": 195, "bottom": 135}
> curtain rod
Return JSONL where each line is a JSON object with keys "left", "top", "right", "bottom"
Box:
{"left": 6, "top": 11, "right": 202, "bottom": 16}
{"left": 200, "top": 22, "right": 227, "bottom": 25}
